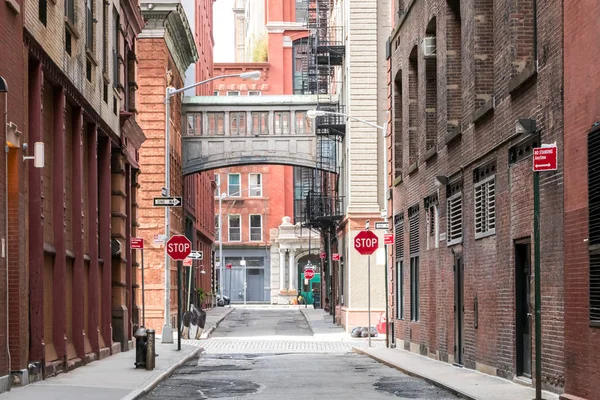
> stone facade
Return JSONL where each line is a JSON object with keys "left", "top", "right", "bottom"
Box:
{"left": 388, "top": 0, "right": 564, "bottom": 393}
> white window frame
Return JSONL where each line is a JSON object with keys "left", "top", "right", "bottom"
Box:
{"left": 215, "top": 215, "right": 220, "bottom": 241}
{"left": 228, "top": 214, "right": 242, "bottom": 242}
{"left": 227, "top": 91, "right": 240, "bottom": 96}
{"left": 426, "top": 203, "right": 439, "bottom": 250}
{"left": 213, "top": 91, "right": 219, "bottom": 96}
{"left": 249, "top": 214, "right": 263, "bottom": 242}
{"left": 447, "top": 192, "right": 463, "bottom": 246}
{"left": 214, "top": 174, "right": 220, "bottom": 197}
{"left": 474, "top": 175, "right": 496, "bottom": 239}
{"left": 227, "top": 173, "right": 241, "bottom": 197}
{"left": 249, "top": 173, "right": 262, "bottom": 197}
{"left": 248, "top": 90, "right": 261, "bottom": 96}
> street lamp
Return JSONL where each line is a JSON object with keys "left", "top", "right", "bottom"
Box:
{"left": 307, "top": 108, "right": 390, "bottom": 345}
{"left": 161, "top": 71, "right": 261, "bottom": 343}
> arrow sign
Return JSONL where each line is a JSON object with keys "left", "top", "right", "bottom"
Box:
{"left": 188, "top": 251, "right": 203, "bottom": 260}
{"left": 153, "top": 197, "right": 182, "bottom": 207}
{"left": 533, "top": 146, "right": 557, "bottom": 171}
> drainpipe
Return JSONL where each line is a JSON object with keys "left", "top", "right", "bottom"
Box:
{"left": 1, "top": 77, "right": 11, "bottom": 390}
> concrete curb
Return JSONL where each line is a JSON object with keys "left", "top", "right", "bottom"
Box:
{"left": 298, "top": 308, "right": 315, "bottom": 336}
{"left": 352, "top": 347, "right": 475, "bottom": 400}
{"left": 200, "top": 308, "right": 234, "bottom": 339}
{"left": 121, "top": 347, "right": 204, "bottom": 400}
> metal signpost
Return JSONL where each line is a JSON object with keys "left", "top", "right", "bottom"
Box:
{"left": 532, "top": 143, "right": 557, "bottom": 400}
{"left": 131, "top": 238, "right": 145, "bottom": 326}
{"left": 226, "top": 263, "right": 232, "bottom": 308}
{"left": 166, "top": 235, "right": 192, "bottom": 351}
{"left": 354, "top": 221, "right": 379, "bottom": 347}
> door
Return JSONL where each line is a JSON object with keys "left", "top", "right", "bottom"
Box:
{"left": 454, "top": 256, "right": 464, "bottom": 365}
{"left": 515, "top": 242, "right": 532, "bottom": 377}
{"left": 246, "top": 269, "right": 263, "bottom": 301}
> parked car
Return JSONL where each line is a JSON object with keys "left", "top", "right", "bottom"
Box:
{"left": 216, "top": 294, "right": 230, "bottom": 307}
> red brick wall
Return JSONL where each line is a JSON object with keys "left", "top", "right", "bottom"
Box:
{"left": 389, "top": 0, "right": 564, "bottom": 392}
{"left": 562, "top": 1, "right": 600, "bottom": 398}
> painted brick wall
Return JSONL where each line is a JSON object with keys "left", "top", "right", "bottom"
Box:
{"left": 562, "top": 1, "right": 600, "bottom": 398}
{"left": 388, "top": 0, "right": 564, "bottom": 392}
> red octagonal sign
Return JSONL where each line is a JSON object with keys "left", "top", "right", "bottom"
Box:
{"left": 304, "top": 269, "right": 315, "bottom": 280}
{"left": 166, "top": 235, "right": 191, "bottom": 261}
{"left": 354, "top": 230, "right": 379, "bottom": 255}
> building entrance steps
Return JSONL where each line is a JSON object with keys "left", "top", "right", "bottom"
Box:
{"left": 354, "top": 347, "right": 560, "bottom": 400}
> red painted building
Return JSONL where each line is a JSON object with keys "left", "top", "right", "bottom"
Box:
{"left": 562, "top": 1, "right": 600, "bottom": 399}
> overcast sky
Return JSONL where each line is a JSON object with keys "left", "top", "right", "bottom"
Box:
{"left": 213, "top": 0, "right": 235, "bottom": 62}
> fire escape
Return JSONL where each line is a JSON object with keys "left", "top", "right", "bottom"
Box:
{"left": 296, "top": 0, "right": 346, "bottom": 235}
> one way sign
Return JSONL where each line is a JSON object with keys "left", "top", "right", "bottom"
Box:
{"left": 188, "top": 251, "right": 203, "bottom": 260}
{"left": 153, "top": 197, "right": 182, "bottom": 207}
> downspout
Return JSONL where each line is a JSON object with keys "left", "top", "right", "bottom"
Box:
{"left": 533, "top": 0, "right": 538, "bottom": 68}
{"left": 4, "top": 89, "right": 11, "bottom": 389}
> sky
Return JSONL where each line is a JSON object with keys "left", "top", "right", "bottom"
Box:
{"left": 213, "top": 0, "right": 235, "bottom": 62}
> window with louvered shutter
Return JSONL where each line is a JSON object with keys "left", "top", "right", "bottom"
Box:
{"left": 587, "top": 123, "right": 600, "bottom": 324}
{"left": 394, "top": 213, "right": 404, "bottom": 260}
{"left": 474, "top": 175, "right": 496, "bottom": 238}
{"left": 447, "top": 193, "right": 463, "bottom": 246}
{"left": 408, "top": 205, "right": 420, "bottom": 321}
{"left": 409, "top": 205, "right": 420, "bottom": 256}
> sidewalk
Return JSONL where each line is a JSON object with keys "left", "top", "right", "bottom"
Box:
{"left": 354, "top": 346, "right": 560, "bottom": 400}
{"left": 300, "top": 306, "right": 386, "bottom": 342}
{"left": 0, "top": 307, "right": 232, "bottom": 400}
{"left": 0, "top": 343, "right": 201, "bottom": 400}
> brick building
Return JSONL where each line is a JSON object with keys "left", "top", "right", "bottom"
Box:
{"left": 182, "top": 0, "right": 218, "bottom": 310}
{"left": 562, "top": 1, "right": 600, "bottom": 399}
{"left": 0, "top": 0, "right": 27, "bottom": 392}
{"left": 21, "top": 0, "right": 145, "bottom": 385}
{"left": 387, "top": 0, "right": 564, "bottom": 393}
{"left": 137, "top": 1, "right": 199, "bottom": 334}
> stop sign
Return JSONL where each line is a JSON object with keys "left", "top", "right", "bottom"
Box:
{"left": 354, "top": 230, "right": 379, "bottom": 255}
{"left": 304, "top": 269, "right": 315, "bottom": 280}
{"left": 166, "top": 235, "right": 191, "bottom": 261}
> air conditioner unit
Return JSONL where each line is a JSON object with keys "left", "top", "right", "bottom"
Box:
{"left": 423, "top": 36, "right": 436, "bottom": 58}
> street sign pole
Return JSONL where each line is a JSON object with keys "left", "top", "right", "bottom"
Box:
{"left": 177, "top": 260, "right": 182, "bottom": 351}
{"left": 229, "top": 265, "right": 232, "bottom": 308}
{"left": 141, "top": 248, "right": 145, "bottom": 327}
{"left": 534, "top": 170, "right": 542, "bottom": 400}
{"left": 367, "top": 220, "right": 371, "bottom": 348}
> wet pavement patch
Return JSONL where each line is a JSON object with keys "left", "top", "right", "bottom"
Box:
{"left": 374, "top": 377, "right": 459, "bottom": 399}
{"left": 146, "top": 378, "right": 260, "bottom": 399}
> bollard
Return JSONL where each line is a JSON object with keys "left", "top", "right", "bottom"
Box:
{"left": 146, "top": 329, "right": 155, "bottom": 370}
{"left": 133, "top": 327, "right": 148, "bottom": 368}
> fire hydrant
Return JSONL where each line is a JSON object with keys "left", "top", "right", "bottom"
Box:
{"left": 134, "top": 328, "right": 156, "bottom": 370}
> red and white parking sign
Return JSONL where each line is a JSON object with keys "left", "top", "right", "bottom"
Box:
{"left": 533, "top": 146, "right": 558, "bottom": 171}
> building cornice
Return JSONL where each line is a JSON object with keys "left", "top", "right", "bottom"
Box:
{"left": 139, "top": 1, "right": 198, "bottom": 78}
{"left": 265, "top": 21, "right": 308, "bottom": 33}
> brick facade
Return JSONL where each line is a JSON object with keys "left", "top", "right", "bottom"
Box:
{"left": 0, "top": 0, "right": 27, "bottom": 390}
{"left": 561, "top": 1, "right": 600, "bottom": 399}
{"left": 388, "top": 0, "right": 564, "bottom": 393}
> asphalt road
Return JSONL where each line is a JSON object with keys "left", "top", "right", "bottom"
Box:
{"left": 143, "top": 309, "right": 459, "bottom": 400}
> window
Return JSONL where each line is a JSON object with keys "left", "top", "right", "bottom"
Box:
{"left": 249, "top": 173, "right": 262, "bottom": 197}
{"left": 248, "top": 91, "right": 261, "bottom": 96}
{"left": 102, "top": 1, "right": 108, "bottom": 74}
{"left": 213, "top": 91, "right": 219, "bottom": 96}
{"left": 447, "top": 192, "right": 463, "bottom": 246}
{"left": 296, "top": 0, "right": 308, "bottom": 22}
{"left": 227, "top": 173, "right": 241, "bottom": 197}
{"left": 229, "top": 112, "right": 246, "bottom": 135}
{"left": 474, "top": 176, "right": 496, "bottom": 238}
{"left": 274, "top": 112, "right": 291, "bottom": 134}
{"left": 214, "top": 174, "right": 220, "bottom": 196}
{"left": 86, "top": 0, "right": 94, "bottom": 50}
{"left": 249, "top": 215, "right": 262, "bottom": 241}
{"left": 207, "top": 112, "right": 225, "bottom": 135}
{"left": 252, "top": 112, "right": 269, "bottom": 135}
{"left": 65, "top": 0, "right": 75, "bottom": 23}
{"left": 293, "top": 39, "right": 309, "bottom": 94}
{"left": 215, "top": 215, "right": 220, "bottom": 240}
{"left": 394, "top": 213, "right": 404, "bottom": 320}
{"left": 588, "top": 124, "right": 600, "bottom": 324}
{"left": 425, "top": 194, "right": 439, "bottom": 249}
{"left": 39, "top": 0, "right": 47, "bottom": 25}
{"left": 295, "top": 111, "right": 312, "bottom": 134}
{"left": 112, "top": 7, "right": 120, "bottom": 88}
{"left": 228, "top": 215, "right": 241, "bottom": 242}
{"left": 408, "top": 205, "right": 419, "bottom": 321}
{"left": 227, "top": 91, "right": 240, "bottom": 96}
{"left": 187, "top": 113, "right": 202, "bottom": 136}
